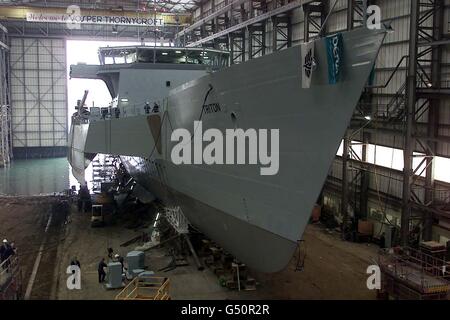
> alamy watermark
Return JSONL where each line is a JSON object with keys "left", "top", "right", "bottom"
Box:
{"left": 367, "top": 5, "right": 382, "bottom": 30}
{"left": 366, "top": 265, "right": 381, "bottom": 290}
{"left": 170, "top": 121, "right": 280, "bottom": 176}
{"left": 66, "top": 5, "right": 82, "bottom": 30}
{"left": 66, "top": 265, "right": 81, "bottom": 290}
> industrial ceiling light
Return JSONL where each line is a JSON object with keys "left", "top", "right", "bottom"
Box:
{"left": 364, "top": 115, "right": 372, "bottom": 121}
{"left": 162, "top": 52, "right": 168, "bottom": 55}
{"left": 175, "top": 50, "right": 182, "bottom": 54}
{"left": 112, "top": 25, "right": 118, "bottom": 34}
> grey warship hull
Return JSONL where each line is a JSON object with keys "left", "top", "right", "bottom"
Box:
{"left": 68, "top": 27, "right": 386, "bottom": 272}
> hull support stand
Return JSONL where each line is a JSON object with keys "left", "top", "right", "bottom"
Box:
{"left": 163, "top": 206, "right": 204, "bottom": 271}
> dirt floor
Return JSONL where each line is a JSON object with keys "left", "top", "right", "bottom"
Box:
{"left": 54, "top": 204, "right": 380, "bottom": 300}
{"left": 2, "top": 196, "right": 381, "bottom": 300}
{"left": 0, "top": 196, "right": 67, "bottom": 299}
{"left": 253, "top": 225, "right": 379, "bottom": 299}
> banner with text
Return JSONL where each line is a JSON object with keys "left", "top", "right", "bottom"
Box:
{"left": 26, "top": 12, "right": 165, "bottom": 27}
{"left": 325, "top": 33, "right": 344, "bottom": 85}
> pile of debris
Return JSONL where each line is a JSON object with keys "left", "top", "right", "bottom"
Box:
{"left": 196, "top": 239, "right": 257, "bottom": 291}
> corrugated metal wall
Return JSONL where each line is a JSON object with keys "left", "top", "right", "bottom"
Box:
{"left": 194, "top": 0, "right": 450, "bottom": 157}
{"left": 9, "top": 37, "right": 67, "bottom": 159}
{"left": 192, "top": 0, "right": 450, "bottom": 241}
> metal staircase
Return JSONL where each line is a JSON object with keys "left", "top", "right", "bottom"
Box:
{"left": 91, "top": 154, "right": 118, "bottom": 193}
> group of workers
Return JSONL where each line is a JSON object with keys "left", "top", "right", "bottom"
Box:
{"left": 0, "top": 239, "right": 16, "bottom": 268}
{"left": 99, "top": 102, "right": 160, "bottom": 120}
{"left": 66, "top": 252, "right": 124, "bottom": 284}
{"left": 98, "top": 252, "right": 125, "bottom": 284}
{"left": 144, "top": 102, "right": 159, "bottom": 114}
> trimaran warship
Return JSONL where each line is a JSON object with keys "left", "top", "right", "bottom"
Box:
{"left": 68, "top": 26, "right": 386, "bottom": 272}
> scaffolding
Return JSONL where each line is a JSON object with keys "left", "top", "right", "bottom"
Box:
{"left": 0, "top": 22, "right": 11, "bottom": 167}
{"left": 340, "top": 0, "right": 450, "bottom": 243}
{"left": 115, "top": 276, "right": 171, "bottom": 300}
{"left": 91, "top": 154, "right": 117, "bottom": 194}
{"left": 400, "top": 0, "right": 448, "bottom": 244}
{"left": 176, "top": 0, "right": 297, "bottom": 64}
{"left": 163, "top": 206, "right": 189, "bottom": 234}
{"left": 378, "top": 247, "right": 449, "bottom": 300}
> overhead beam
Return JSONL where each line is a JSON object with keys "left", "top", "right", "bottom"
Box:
{"left": 175, "top": 0, "right": 249, "bottom": 38}
{"left": 185, "top": 0, "right": 302, "bottom": 47}
{"left": 0, "top": 6, "right": 192, "bottom": 26}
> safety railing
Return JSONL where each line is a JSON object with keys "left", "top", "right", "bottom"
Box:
{"left": 0, "top": 255, "right": 21, "bottom": 300}
{"left": 115, "top": 276, "right": 170, "bottom": 300}
{"left": 88, "top": 99, "right": 165, "bottom": 123}
{"left": 378, "top": 247, "right": 449, "bottom": 295}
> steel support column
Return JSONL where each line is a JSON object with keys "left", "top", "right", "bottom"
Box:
{"left": 341, "top": 132, "right": 350, "bottom": 239}
{"left": 401, "top": 0, "right": 419, "bottom": 246}
{"left": 272, "top": 15, "right": 292, "bottom": 52}
{"left": 303, "top": 1, "right": 326, "bottom": 42}
{"left": 423, "top": 0, "right": 444, "bottom": 240}
{"left": 359, "top": 132, "right": 370, "bottom": 218}
{"left": 347, "top": 0, "right": 368, "bottom": 30}
{"left": 229, "top": 31, "right": 246, "bottom": 64}
{"left": 248, "top": 25, "right": 266, "bottom": 59}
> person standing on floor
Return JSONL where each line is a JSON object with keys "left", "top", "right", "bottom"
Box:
{"left": 98, "top": 258, "right": 107, "bottom": 283}
{"left": 114, "top": 254, "right": 125, "bottom": 273}
{"left": 70, "top": 257, "right": 81, "bottom": 269}
{"left": 0, "top": 239, "right": 14, "bottom": 262}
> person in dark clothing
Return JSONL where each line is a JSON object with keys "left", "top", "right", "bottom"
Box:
{"left": 70, "top": 257, "right": 81, "bottom": 269}
{"left": 107, "top": 248, "right": 114, "bottom": 259}
{"left": 114, "top": 254, "right": 125, "bottom": 273}
{"left": 0, "top": 239, "right": 15, "bottom": 270}
{"left": 152, "top": 103, "right": 159, "bottom": 113}
{"left": 77, "top": 183, "right": 91, "bottom": 213}
{"left": 0, "top": 239, "right": 14, "bottom": 261}
{"left": 144, "top": 102, "right": 151, "bottom": 114}
{"left": 98, "top": 258, "right": 107, "bottom": 283}
{"left": 0, "top": 240, "right": 7, "bottom": 262}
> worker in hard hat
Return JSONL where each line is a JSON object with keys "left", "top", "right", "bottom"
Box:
{"left": 114, "top": 254, "right": 125, "bottom": 273}
{"left": 0, "top": 239, "right": 15, "bottom": 268}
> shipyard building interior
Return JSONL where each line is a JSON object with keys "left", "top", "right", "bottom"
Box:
{"left": 0, "top": 0, "right": 449, "bottom": 303}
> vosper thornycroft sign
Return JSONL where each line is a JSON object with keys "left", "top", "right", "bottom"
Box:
{"left": 26, "top": 12, "right": 164, "bottom": 27}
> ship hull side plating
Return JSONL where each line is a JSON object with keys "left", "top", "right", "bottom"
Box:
{"left": 121, "top": 169, "right": 297, "bottom": 271}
